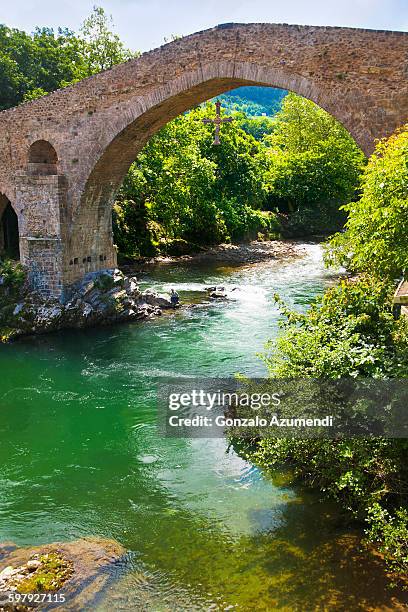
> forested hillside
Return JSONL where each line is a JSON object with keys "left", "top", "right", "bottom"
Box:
{"left": 218, "top": 86, "right": 287, "bottom": 116}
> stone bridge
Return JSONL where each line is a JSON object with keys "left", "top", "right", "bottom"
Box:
{"left": 0, "top": 23, "right": 407, "bottom": 299}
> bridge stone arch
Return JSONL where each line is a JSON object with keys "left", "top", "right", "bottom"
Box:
{"left": 0, "top": 23, "right": 406, "bottom": 299}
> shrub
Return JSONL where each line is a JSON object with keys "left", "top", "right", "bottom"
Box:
{"left": 326, "top": 126, "right": 408, "bottom": 279}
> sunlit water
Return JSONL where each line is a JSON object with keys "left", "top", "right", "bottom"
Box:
{"left": 0, "top": 244, "right": 405, "bottom": 610}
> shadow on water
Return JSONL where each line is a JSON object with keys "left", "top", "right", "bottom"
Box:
{"left": 98, "top": 477, "right": 408, "bottom": 611}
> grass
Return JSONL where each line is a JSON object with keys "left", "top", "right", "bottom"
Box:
{"left": 17, "top": 553, "right": 73, "bottom": 593}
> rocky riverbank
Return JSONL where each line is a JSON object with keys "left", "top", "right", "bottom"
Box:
{"left": 0, "top": 537, "right": 125, "bottom": 611}
{"left": 124, "top": 239, "right": 306, "bottom": 269}
{"left": 0, "top": 240, "right": 307, "bottom": 342}
{"left": 0, "top": 267, "right": 174, "bottom": 342}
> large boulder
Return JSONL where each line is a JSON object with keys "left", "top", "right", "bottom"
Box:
{"left": 141, "top": 290, "right": 173, "bottom": 309}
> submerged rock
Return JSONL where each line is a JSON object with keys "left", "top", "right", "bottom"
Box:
{"left": 0, "top": 537, "right": 126, "bottom": 610}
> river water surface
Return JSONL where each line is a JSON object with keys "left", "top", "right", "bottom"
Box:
{"left": 0, "top": 244, "right": 405, "bottom": 610}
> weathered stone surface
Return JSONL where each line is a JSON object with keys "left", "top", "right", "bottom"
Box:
{"left": 0, "top": 269, "right": 173, "bottom": 339}
{"left": 25, "top": 560, "right": 41, "bottom": 572}
{"left": 141, "top": 290, "right": 173, "bottom": 309}
{"left": 0, "top": 537, "right": 126, "bottom": 611}
{"left": 0, "top": 24, "right": 406, "bottom": 298}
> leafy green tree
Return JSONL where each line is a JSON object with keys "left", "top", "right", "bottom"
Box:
{"left": 326, "top": 126, "right": 408, "bottom": 279}
{"left": 237, "top": 116, "right": 277, "bottom": 141}
{"left": 0, "top": 7, "right": 137, "bottom": 110}
{"left": 198, "top": 106, "right": 268, "bottom": 208}
{"left": 0, "top": 51, "right": 24, "bottom": 109}
{"left": 0, "top": 25, "right": 86, "bottom": 108}
{"left": 266, "top": 92, "right": 346, "bottom": 151}
{"left": 218, "top": 86, "right": 287, "bottom": 116}
{"left": 78, "top": 6, "right": 136, "bottom": 76}
{"left": 264, "top": 276, "right": 408, "bottom": 379}
{"left": 252, "top": 126, "right": 408, "bottom": 586}
{"left": 254, "top": 275, "right": 408, "bottom": 584}
{"left": 114, "top": 105, "right": 277, "bottom": 257}
{"left": 263, "top": 93, "right": 365, "bottom": 216}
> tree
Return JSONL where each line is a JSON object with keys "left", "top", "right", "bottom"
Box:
{"left": 78, "top": 6, "right": 136, "bottom": 76}
{"left": 0, "top": 51, "right": 24, "bottom": 109}
{"left": 252, "top": 126, "right": 408, "bottom": 587}
{"left": 0, "top": 7, "right": 137, "bottom": 110}
{"left": 263, "top": 94, "right": 365, "bottom": 215}
{"left": 113, "top": 106, "right": 278, "bottom": 257}
{"left": 0, "top": 25, "right": 85, "bottom": 109}
{"left": 326, "top": 126, "right": 408, "bottom": 279}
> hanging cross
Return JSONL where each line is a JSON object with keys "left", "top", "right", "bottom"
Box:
{"left": 202, "top": 100, "right": 233, "bottom": 145}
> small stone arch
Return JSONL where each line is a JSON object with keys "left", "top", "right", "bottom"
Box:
{"left": 0, "top": 194, "right": 20, "bottom": 260}
{"left": 28, "top": 140, "right": 58, "bottom": 175}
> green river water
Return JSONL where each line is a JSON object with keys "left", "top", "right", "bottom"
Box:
{"left": 0, "top": 244, "right": 405, "bottom": 611}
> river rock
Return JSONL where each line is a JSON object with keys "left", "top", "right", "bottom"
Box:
{"left": 0, "top": 566, "right": 14, "bottom": 581}
{"left": 0, "top": 537, "right": 126, "bottom": 610}
{"left": 210, "top": 291, "right": 228, "bottom": 299}
{"left": 141, "top": 290, "right": 173, "bottom": 309}
{"left": 123, "top": 276, "right": 139, "bottom": 295}
{"left": 205, "top": 285, "right": 230, "bottom": 299}
{"left": 0, "top": 268, "right": 173, "bottom": 341}
{"left": 26, "top": 559, "right": 42, "bottom": 571}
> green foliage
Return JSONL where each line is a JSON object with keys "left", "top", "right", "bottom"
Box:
{"left": 264, "top": 276, "right": 408, "bottom": 378}
{"left": 263, "top": 94, "right": 366, "bottom": 216}
{"left": 253, "top": 275, "right": 408, "bottom": 584}
{"left": 0, "top": 6, "right": 136, "bottom": 110}
{"left": 94, "top": 273, "right": 115, "bottom": 292}
{"left": 280, "top": 201, "right": 346, "bottom": 237}
{"left": 113, "top": 105, "right": 280, "bottom": 257}
{"left": 0, "top": 259, "right": 25, "bottom": 290}
{"left": 17, "top": 553, "right": 73, "bottom": 593}
{"left": 23, "top": 87, "right": 48, "bottom": 102}
{"left": 78, "top": 6, "right": 136, "bottom": 76}
{"left": 366, "top": 504, "right": 408, "bottom": 584}
{"left": 0, "top": 25, "right": 86, "bottom": 109}
{"left": 253, "top": 153, "right": 408, "bottom": 585}
{"left": 251, "top": 434, "right": 408, "bottom": 587}
{"left": 237, "top": 116, "right": 277, "bottom": 141}
{"left": 326, "top": 126, "right": 408, "bottom": 279}
{"left": 114, "top": 95, "right": 364, "bottom": 257}
{"left": 218, "top": 86, "right": 287, "bottom": 116}
{"left": 0, "top": 260, "right": 26, "bottom": 341}
{"left": 251, "top": 438, "right": 408, "bottom": 520}
{"left": 256, "top": 130, "right": 408, "bottom": 579}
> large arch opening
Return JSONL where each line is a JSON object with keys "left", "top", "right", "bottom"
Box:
{"left": 0, "top": 195, "right": 20, "bottom": 260}
{"left": 80, "top": 73, "right": 361, "bottom": 215}
{"left": 66, "top": 71, "right": 364, "bottom": 285}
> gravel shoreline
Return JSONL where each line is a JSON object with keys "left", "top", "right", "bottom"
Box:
{"left": 123, "top": 239, "right": 309, "bottom": 270}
